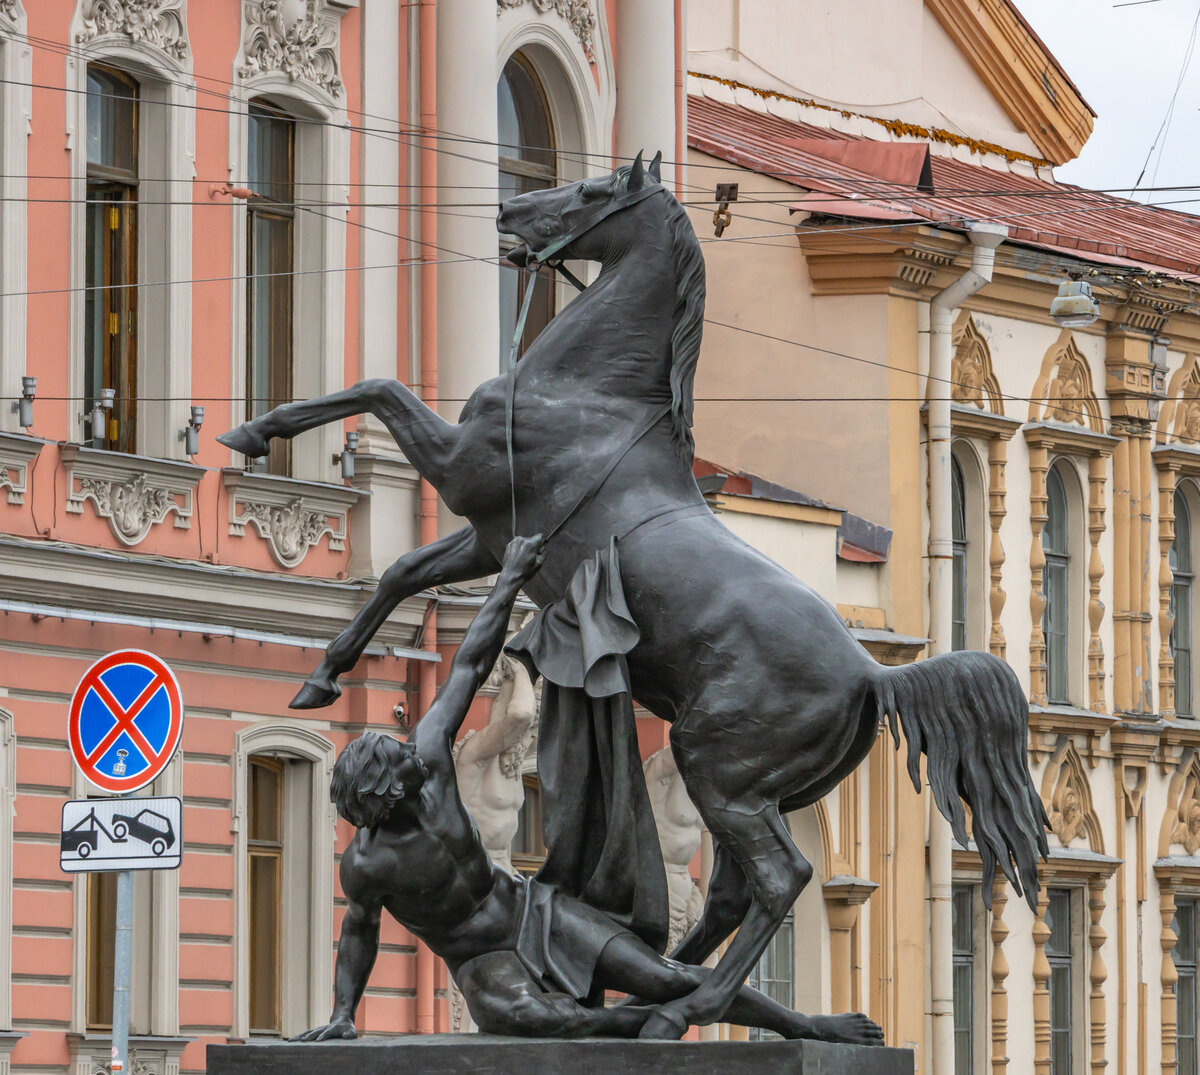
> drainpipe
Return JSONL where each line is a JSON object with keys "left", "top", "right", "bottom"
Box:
{"left": 415, "top": 0, "right": 438, "bottom": 1037}
{"left": 927, "top": 222, "right": 1006, "bottom": 1075}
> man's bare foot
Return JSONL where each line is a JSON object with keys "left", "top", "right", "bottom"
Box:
{"left": 798, "top": 1012, "right": 885, "bottom": 1046}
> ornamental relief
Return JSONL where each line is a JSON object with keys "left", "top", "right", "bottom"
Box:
{"left": 231, "top": 497, "right": 338, "bottom": 568}
{"left": 949, "top": 313, "right": 1003, "bottom": 413}
{"left": 75, "top": 0, "right": 190, "bottom": 62}
{"left": 1162, "top": 752, "right": 1200, "bottom": 858}
{"left": 1042, "top": 738, "right": 1103, "bottom": 851}
{"left": 497, "top": 0, "right": 597, "bottom": 61}
{"left": 1028, "top": 329, "right": 1105, "bottom": 433}
{"left": 0, "top": 1, "right": 23, "bottom": 26}
{"left": 1158, "top": 352, "right": 1200, "bottom": 446}
{"left": 238, "top": 0, "right": 343, "bottom": 99}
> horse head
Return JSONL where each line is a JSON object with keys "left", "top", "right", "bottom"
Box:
{"left": 497, "top": 150, "right": 664, "bottom": 267}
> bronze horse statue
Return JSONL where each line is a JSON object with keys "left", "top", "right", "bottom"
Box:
{"left": 220, "top": 152, "right": 1047, "bottom": 1039}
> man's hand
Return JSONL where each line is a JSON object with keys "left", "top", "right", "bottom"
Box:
{"left": 503, "top": 533, "right": 546, "bottom": 578}
{"left": 291, "top": 1017, "right": 357, "bottom": 1042}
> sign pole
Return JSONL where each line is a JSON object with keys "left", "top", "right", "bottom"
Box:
{"left": 111, "top": 867, "right": 133, "bottom": 1073}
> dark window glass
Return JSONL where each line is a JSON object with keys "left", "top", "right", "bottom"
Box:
{"left": 498, "top": 53, "right": 556, "bottom": 364}
{"left": 1043, "top": 466, "right": 1071, "bottom": 703}
{"left": 85, "top": 66, "right": 139, "bottom": 454}
{"left": 246, "top": 104, "right": 295, "bottom": 476}
{"left": 86, "top": 870, "right": 118, "bottom": 1028}
{"left": 1045, "top": 888, "right": 1073, "bottom": 1075}
{"left": 511, "top": 775, "right": 546, "bottom": 875}
{"left": 1174, "top": 490, "right": 1194, "bottom": 716}
{"left": 748, "top": 912, "right": 794, "bottom": 1042}
{"left": 248, "top": 757, "right": 283, "bottom": 1034}
{"left": 1177, "top": 898, "right": 1198, "bottom": 1075}
{"left": 952, "top": 884, "right": 975, "bottom": 1074}
{"left": 952, "top": 455, "right": 968, "bottom": 652}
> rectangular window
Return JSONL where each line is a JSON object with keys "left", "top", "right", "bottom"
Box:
{"left": 85, "top": 870, "right": 118, "bottom": 1029}
{"left": 1044, "top": 556, "right": 1070, "bottom": 703}
{"left": 1175, "top": 577, "right": 1194, "bottom": 717}
{"left": 511, "top": 775, "right": 546, "bottom": 876}
{"left": 85, "top": 66, "right": 139, "bottom": 454}
{"left": 747, "top": 912, "right": 794, "bottom": 1042}
{"left": 248, "top": 757, "right": 283, "bottom": 1034}
{"left": 246, "top": 105, "right": 295, "bottom": 477}
{"left": 1177, "top": 898, "right": 1199, "bottom": 1075}
{"left": 952, "top": 884, "right": 975, "bottom": 1074}
{"left": 1046, "top": 888, "right": 1074, "bottom": 1075}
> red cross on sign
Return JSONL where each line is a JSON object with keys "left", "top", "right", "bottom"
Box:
{"left": 68, "top": 650, "right": 184, "bottom": 794}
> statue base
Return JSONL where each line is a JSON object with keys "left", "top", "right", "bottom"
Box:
{"left": 207, "top": 1035, "right": 914, "bottom": 1074}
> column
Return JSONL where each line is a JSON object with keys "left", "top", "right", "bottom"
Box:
{"left": 990, "top": 880, "right": 1009, "bottom": 1075}
{"left": 1159, "top": 462, "right": 1179, "bottom": 716}
{"left": 1028, "top": 442, "right": 1050, "bottom": 705}
{"left": 614, "top": 0, "right": 677, "bottom": 187}
{"left": 436, "top": 0, "right": 499, "bottom": 420}
{"left": 1032, "top": 890, "right": 1052, "bottom": 1075}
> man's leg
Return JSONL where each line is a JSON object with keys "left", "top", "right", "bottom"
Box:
{"left": 594, "top": 934, "right": 884, "bottom": 1045}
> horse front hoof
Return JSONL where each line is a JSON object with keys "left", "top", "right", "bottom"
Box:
{"left": 217, "top": 424, "right": 270, "bottom": 459}
{"left": 290, "top": 678, "right": 342, "bottom": 710}
{"left": 637, "top": 1007, "right": 688, "bottom": 1040}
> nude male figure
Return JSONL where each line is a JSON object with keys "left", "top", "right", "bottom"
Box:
{"left": 297, "top": 536, "right": 883, "bottom": 1044}
{"left": 645, "top": 747, "right": 704, "bottom": 953}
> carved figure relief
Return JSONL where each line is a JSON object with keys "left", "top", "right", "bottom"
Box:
{"left": 1159, "top": 353, "right": 1200, "bottom": 446}
{"left": 644, "top": 747, "right": 705, "bottom": 952}
{"left": 1028, "top": 330, "right": 1105, "bottom": 433}
{"left": 950, "top": 314, "right": 1003, "bottom": 413}
{"left": 232, "top": 497, "right": 338, "bottom": 567}
{"left": 1042, "top": 738, "right": 1103, "bottom": 851}
{"left": 1164, "top": 753, "right": 1200, "bottom": 857}
{"left": 238, "top": 0, "right": 343, "bottom": 98}
{"left": 76, "top": 0, "right": 190, "bottom": 62}
{"left": 497, "top": 0, "right": 597, "bottom": 61}
{"left": 0, "top": 1, "right": 23, "bottom": 25}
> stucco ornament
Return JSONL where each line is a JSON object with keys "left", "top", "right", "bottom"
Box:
{"left": 1171, "top": 768, "right": 1200, "bottom": 855}
{"left": 76, "top": 0, "right": 190, "bottom": 62}
{"left": 0, "top": 1, "right": 23, "bottom": 25}
{"left": 75, "top": 474, "right": 184, "bottom": 545}
{"left": 239, "top": 0, "right": 343, "bottom": 98}
{"left": 1043, "top": 739, "right": 1100, "bottom": 850}
{"left": 497, "top": 0, "right": 596, "bottom": 61}
{"left": 949, "top": 316, "right": 1003, "bottom": 413}
{"left": 236, "top": 496, "right": 335, "bottom": 568}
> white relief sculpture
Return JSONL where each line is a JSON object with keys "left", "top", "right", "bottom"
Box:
{"left": 239, "top": 0, "right": 343, "bottom": 98}
{"left": 0, "top": 1, "right": 23, "bottom": 25}
{"left": 75, "top": 474, "right": 182, "bottom": 545}
{"left": 234, "top": 498, "right": 337, "bottom": 568}
{"left": 645, "top": 746, "right": 705, "bottom": 952}
{"left": 76, "top": 0, "right": 190, "bottom": 62}
{"left": 497, "top": 0, "right": 596, "bottom": 61}
{"left": 449, "top": 650, "right": 539, "bottom": 1032}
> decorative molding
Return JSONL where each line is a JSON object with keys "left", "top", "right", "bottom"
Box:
{"left": 497, "top": 0, "right": 597, "bottom": 61}
{"left": 1087, "top": 878, "right": 1108, "bottom": 1075}
{"left": 0, "top": 2, "right": 22, "bottom": 26}
{"left": 1031, "top": 888, "right": 1052, "bottom": 1075}
{"left": 1028, "top": 330, "right": 1106, "bottom": 434}
{"left": 1158, "top": 872, "right": 1182, "bottom": 1075}
{"left": 0, "top": 432, "right": 43, "bottom": 505}
{"left": 796, "top": 227, "right": 961, "bottom": 297}
{"left": 75, "top": 0, "right": 189, "bottom": 62}
{"left": 990, "top": 879, "right": 1009, "bottom": 1075}
{"left": 0, "top": 709, "right": 12, "bottom": 1033}
{"left": 822, "top": 875, "right": 877, "bottom": 1019}
{"left": 1159, "top": 353, "right": 1200, "bottom": 447}
{"left": 1159, "top": 459, "right": 1181, "bottom": 718}
{"left": 238, "top": 0, "right": 345, "bottom": 99}
{"left": 950, "top": 313, "right": 1004, "bottom": 413}
{"left": 66, "top": 1034, "right": 188, "bottom": 1075}
{"left": 1086, "top": 454, "right": 1107, "bottom": 713}
{"left": 987, "top": 435, "right": 1008, "bottom": 659}
{"left": 1027, "top": 439, "right": 1050, "bottom": 705}
{"left": 1042, "top": 737, "right": 1104, "bottom": 852}
{"left": 60, "top": 444, "right": 204, "bottom": 546}
{"left": 1028, "top": 705, "right": 1117, "bottom": 766}
{"left": 222, "top": 469, "right": 362, "bottom": 569}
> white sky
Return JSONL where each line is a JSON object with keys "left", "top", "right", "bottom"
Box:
{"left": 1013, "top": 0, "right": 1200, "bottom": 211}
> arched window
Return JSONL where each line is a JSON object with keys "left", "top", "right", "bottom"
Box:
{"left": 1044, "top": 464, "right": 1071, "bottom": 704}
{"left": 498, "top": 52, "right": 556, "bottom": 364}
{"left": 1174, "top": 487, "right": 1194, "bottom": 717}
{"left": 952, "top": 455, "right": 968, "bottom": 652}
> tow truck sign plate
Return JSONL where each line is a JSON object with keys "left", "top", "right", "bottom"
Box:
{"left": 59, "top": 796, "right": 183, "bottom": 873}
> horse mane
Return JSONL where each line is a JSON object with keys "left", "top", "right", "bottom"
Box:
{"left": 661, "top": 187, "right": 706, "bottom": 458}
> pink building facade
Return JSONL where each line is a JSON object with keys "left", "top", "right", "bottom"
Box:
{"left": 0, "top": 2, "right": 685, "bottom": 1072}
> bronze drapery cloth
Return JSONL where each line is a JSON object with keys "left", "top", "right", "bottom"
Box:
{"left": 507, "top": 537, "right": 669, "bottom": 958}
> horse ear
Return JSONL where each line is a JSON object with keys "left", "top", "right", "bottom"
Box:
{"left": 649, "top": 151, "right": 662, "bottom": 183}
{"left": 628, "top": 149, "right": 645, "bottom": 191}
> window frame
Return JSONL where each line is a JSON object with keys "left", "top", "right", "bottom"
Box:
{"left": 951, "top": 881, "right": 989, "bottom": 1075}
{"left": 1044, "top": 885, "right": 1086, "bottom": 1075}
{"left": 747, "top": 911, "right": 795, "bottom": 1042}
{"left": 1042, "top": 459, "right": 1086, "bottom": 707}
{"left": 247, "top": 756, "right": 285, "bottom": 1035}
{"left": 511, "top": 773, "right": 547, "bottom": 876}
{"left": 1177, "top": 895, "right": 1199, "bottom": 1075}
{"left": 1175, "top": 483, "right": 1197, "bottom": 718}
{"left": 0, "top": 5, "right": 29, "bottom": 437}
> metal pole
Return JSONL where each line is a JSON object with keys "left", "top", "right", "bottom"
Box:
{"left": 112, "top": 868, "right": 133, "bottom": 1073}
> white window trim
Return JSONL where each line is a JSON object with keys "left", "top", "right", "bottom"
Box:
{"left": 0, "top": 706, "right": 13, "bottom": 1032}
{"left": 226, "top": 68, "right": 349, "bottom": 483}
{"left": 0, "top": 3, "right": 29, "bottom": 436}
{"left": 231, "top": 721, "right": 336, "bottom": 1040}
{"left": 63, "top": 19, "right": 195, "bottom": 459}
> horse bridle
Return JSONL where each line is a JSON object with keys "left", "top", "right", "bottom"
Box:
{"left": 503, "top": 183, "right": 668, "bottom": 542}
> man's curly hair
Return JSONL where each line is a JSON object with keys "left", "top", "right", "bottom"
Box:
{"left": 330, "top": 731, "right": 426, "bottom": 829}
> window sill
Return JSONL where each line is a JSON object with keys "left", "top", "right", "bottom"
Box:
{"left": 59, "top": 443, "right": 206, "bottom": 546}
{"left": 1028, "top": 704, "right": 1118, "bottom": 766}
{"left": 0, "top": 431, "right": 46, "bottom": 505}
{"left": 222, "top": 468, "right": 365, "bottom": 569}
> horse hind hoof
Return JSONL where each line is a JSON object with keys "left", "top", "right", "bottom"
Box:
{"left": 217, "top": 425, "right": 270, "bottom": 459}
{"left": 637, "top": 1008, "right": 689, "bottom": 1041}
{"left": 290, "top": 679, "right": 342, "bottom": 710}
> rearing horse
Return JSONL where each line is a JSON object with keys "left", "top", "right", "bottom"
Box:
{"left": 220, "top": 153, "right": 1047, "bottom": 1039}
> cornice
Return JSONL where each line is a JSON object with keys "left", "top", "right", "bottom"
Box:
{"left": 797, "top": 226, "right": 962, "bottom": 297}
{"left": 924, "top": 0, "right": 1094, "bottom": 165}
{"left": 1023, "top": 422, "right": 1119, "bottom": 457}
{"left": 1028, "top": 703, "right": 1117, "bottom": 766}
{"left": 948, "top": 405, "right": 1022, "bottom": 441}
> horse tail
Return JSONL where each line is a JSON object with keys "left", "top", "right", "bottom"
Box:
{"left": 868, "top": 650, "right": 1048, "bottom": 911}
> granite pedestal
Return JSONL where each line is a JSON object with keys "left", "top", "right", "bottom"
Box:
{"left": 207, "top": 1035, "right": 915, "bottom": 1074}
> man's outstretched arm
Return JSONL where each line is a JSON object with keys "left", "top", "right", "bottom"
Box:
{"left": 293, "top": 895, "right": 381, "bottom": 1041}
{"left": 412, "top": 535, "right": 544, "bottom": 760}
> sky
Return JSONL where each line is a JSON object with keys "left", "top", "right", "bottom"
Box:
{"left": 1013, "top": 0, "right": 1200, "bottom": 211}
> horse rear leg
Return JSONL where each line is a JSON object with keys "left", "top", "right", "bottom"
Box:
{"left": 219, "top": 378, "right": 457, "bottom": 488}
{"left": 668, "top": 841, "right": 750, "bottom": 966}
{"left": 291, "top": 526, "right": 499, "bottom": 709}
{"left": 640, "top": 801, "right": 811, "bottom": 1039}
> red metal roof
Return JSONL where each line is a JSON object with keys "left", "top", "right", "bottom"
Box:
{"left": 688, "top": 94, "right": 1200, "bottom": 279}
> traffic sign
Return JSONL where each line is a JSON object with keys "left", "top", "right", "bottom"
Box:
{"left": 59, "top": 795, "right": 183, "bottom": 872}
{"left": 67, "top": 650, "right": 184, "bottom": 794}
